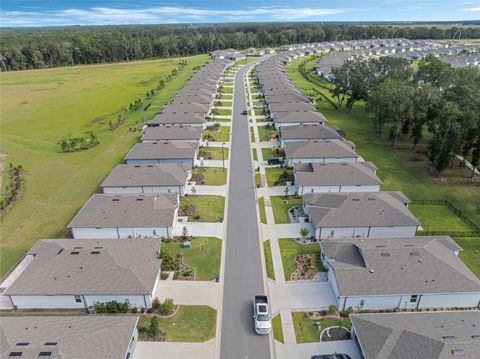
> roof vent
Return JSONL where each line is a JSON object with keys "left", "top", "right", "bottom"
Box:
{"left": 39, "top": 352, "right": 52, "bottom": 357}
{"left": 90, "top": 251, "right": 100, "bottom": 255}
{"left": 112, "top": 198, "right": 120, "bottom": 202}
{"left": 452, "top": 349, "right": 465, "bottom": 356}
{"left": 16, "top": 343, "right": 29, "bottom": 346}
{"left": 70, "top": 251, "right": 80, "bottom": 255}
{"left": 443, "top": 335, "right": 456, "bottom": 340}
{"left": 44, "top": 342, "right": 57, "bottom": 346}
{"left": 136, "top": 198, "right": 144, "bottom": 201}
{"left": 410, "top": 251, "right": 420, "bottom": 256}
{"left": 134, "top": 165, "right": 140, "bottom": 168}
{"left": 352, "top": 198, "right": 360, "bottom": 202}
{"left": 9, "top": 353, "right": 22, "bottom": 357}
{"left": 381, "top": 252, "right": 391, "bottom": 257}
{"left": 369, "top": 269, "right": 374, "bottom": 273}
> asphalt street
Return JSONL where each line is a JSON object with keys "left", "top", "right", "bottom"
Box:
{"left": 219, "top": 62, "right": 271, "bottom": 359}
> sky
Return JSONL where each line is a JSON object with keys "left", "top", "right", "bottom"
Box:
{"left": 1, "top": 0, "right": 479, "bottom": 27}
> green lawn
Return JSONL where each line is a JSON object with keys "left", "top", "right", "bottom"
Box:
{"left": 137, "top": 306, "right": 216, "bottom": 342}
{"left": 262, "top": 148, "right": 274, "bottom": 160}
{"left": 278, "top": 238, "right": 322, "bottom": 281}
{"left": 258, "top": 125, "right": 278, "bottom": 142}
{"left": 272, "top": 315, "right": 284, "bottom": 343}
{"left": 216, "top": 94, "right": 233, "bottom": 100}
{"left": 263, "top": 239, "right": 275, "bottom": 280}
{"left": 270, "top": 196, "right": 303, "bottom": 224}
{"left": 454, "top": 237, "right": 480, "bottom": 278}
{"left": 161, "top": 237, "right": 222, "bottom": 281}
{"left": 202, "top": 125, "right": 230, "bottom": 142}
{"left": 409, "top": 204, "right": 473, "bottom": 232}
{"left": 199, "top": 147, "right": 229, "bottom": 160}
{"left": 258, "top": 197, "right": 267, "bottom": 224}
{"left": 255, "top": 172, "right": 262, "bottom": 187}
{"left": 254, "top": 108, "right": 266, "bottom": 116}
{"left": 214, "top": 101, "right": 232, "bottom": 108}
{"left": 191, "top": 167, "right": 227, "bottom": 186}
{"left": 252, "top": 149, "right": 258, "bottom": 161}
{"left": 292, "top": 312, "right": 320, "bottom": 343}
{"left": 319, "top": 317, "right": 352, "bottom": 330}
{"left": 0, "top": 54, "right": 208, "bottom": 276}
{"left": 250, "top": 127, "right": 255, "bottom": 142}
{"left": 265, "top": 167, "right": 294, "bottom": 187}
{"left": 179, "top": 195, "right": 225, "bottom": 222}
{"left": 220, "top": 86, "right": 233, "bottom": 94}
{"left": 213, "top": 108, "right": 232, "bottom": 116}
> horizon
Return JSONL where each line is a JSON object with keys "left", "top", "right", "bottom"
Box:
{"left": 1, "top": 0, "right": 480, "bottom": 28}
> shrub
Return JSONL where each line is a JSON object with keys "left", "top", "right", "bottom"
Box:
{"left": 328, "top": 305, "right": 337, "bottom": 315}
{"left": 149, "top": 316, "right": 160, "bottom": 337}
{"left": 159, "top": 298, "right": 175, "bottom": 315}
{"left": 94, "top": 300, "right": 129, "bottom": 314}
{"left": 152, "top": 297, "right": 161, "bottom": 310}
{"left": 146, "top": 308, "right": 154, "bottom": 314}
{"left": 131, "top": 307, "right": 138, "bottom": 314}
{"left": 339, "top": 310, "right": 350, "bottom": 318}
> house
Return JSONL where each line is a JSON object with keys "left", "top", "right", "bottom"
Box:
{"left": 68, "top": 193, "right": 178, "bottom": 239}
{"left": 284, "top": 140, "right": 358, "bottom": 166}
{"left": 101, "top": 163, "right": 191, "bottom": 195}
{"left": 124, "top": 141, "right": 197, "bottom": 166}
{"left": 146, "top": 112, "right": 207, "bottom": 129}
{"left": 294, "top": 162, "right": 382, "bottom": 195}
{"left": 321, "top": 236, "right": 480, "bottom": 310}
{"left": 141, "top": 125, "right": 202, "bottom": 143}
{"left": 272, "top": 110, "right": 327, "bottom": 128}
{"left": 5, "top": 239, "right": 161, "bottom": 309}
{"left": 0, "top": 316, "right": 139, "bottom": 358}
{"left": 303, "top": 191, "right": 420, "bottom": 239}
{"left": 351, "top": 311, "right": 480, "bottom": 359}
{"left": 279, "top": 124, "right": 342, "bottom": 146}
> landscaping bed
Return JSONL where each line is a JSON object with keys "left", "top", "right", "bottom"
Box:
{"left": 278, "top": 238, "right": 323, "bottom": 281}
{"left": 191, "top": 167, "right": 227, "bottom": 186}
{"left": 179, "top": 195, "right": 225, "bottom": 222}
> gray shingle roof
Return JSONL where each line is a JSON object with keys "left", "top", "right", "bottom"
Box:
{"left": 148, "top": 112, "right": 206, "bottom": 125}
{"left": 6, "top": 238, "right": 161, "bottom": 295}
{"left": 285, "top": 140, "right": 358, "bottom": 159}
{"left": 0, "top": 316, "right": 138, "bottom": 359}
{"left": 101, "top": 163, "right": 190, "bottom": 188}
{"left": 351, "top": 311, "right": 480, "bottom": 359}
{"left": 321, "top": 236, "right": 480, "bottom": 296}
{"left": 141, "top": 125, "right": 202, "bottom": 142}
{"left": 273, "top": 110, "right": 327, "bottom": 124}
{"left": 304, "top": 191, "right": 419, "bottom": 227}
{"left": 280, "top": 124, "right": 341, "bottom": 141}
{"left": 294, "top": 162, "right": 382, "bottom": 187}
{"left": 124, "top": 141, "right": 196, "bottom": 161}
{"left": 68, "top": 193, "right": 178, "bottom": 228}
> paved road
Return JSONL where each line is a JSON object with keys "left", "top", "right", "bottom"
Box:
{"left": 220, "top": 63, "right": 271, "bottom": 359}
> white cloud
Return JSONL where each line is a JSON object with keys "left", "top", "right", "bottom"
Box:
{"left": 0, "top": 6, "right": 351, "bottom": 27}
{"left": 462, "top": 6, "right": 480, "bottom": 11}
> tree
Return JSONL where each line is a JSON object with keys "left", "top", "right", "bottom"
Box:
{"left": 300, "top": 227, "right": 309, "bottom": 240}
{"left": 159, "top": 298, "right": 175, "bottom": 315}
{"left": 149, "top": 316, "right": 160, "bottom": 337}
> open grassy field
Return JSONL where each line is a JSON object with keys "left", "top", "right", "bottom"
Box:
{"left": 138, "top": 306, "right": 216, "bottom": 342}
{"left": 409, "top": 204, "right": 474, "bottom": 232}
{"left": 161, "top": 237, "right": 222, "bottom": 281}
{"left": 0, "top": 55, "right": 208, "bottom": 276}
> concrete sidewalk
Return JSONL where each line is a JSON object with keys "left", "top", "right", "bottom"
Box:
{"left": 133, "top": 340, "right": 215, "bottom": 359}
{"left": 155, "top": 280, "right": 220, "bottom": 309}
{"left": 280, "top": 309, "right": 297, "bottom": 344}
{"left": 186, "top": 185, "right": 227, "bottom": 196}
{"left": 268, "top": 237, "right": 285, "bottom": 284}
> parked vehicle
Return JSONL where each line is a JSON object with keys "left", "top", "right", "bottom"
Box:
{"left": 267, "top": 157, "right": 283, "bottom": 165}
{"left": 311, "top": 354, "right": 352, "bottom": 359}
{"left": 253, "top": 295, "right": 271, "bottom": 335}
{"left": 242, "top": 110, "right": 248, "bottom": 115}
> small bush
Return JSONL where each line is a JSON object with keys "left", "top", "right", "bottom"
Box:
{"left": 328, "top": 305, "right": 337, "bottom": 315}
{"left": 146, "top": 308, "right": 154, "bottom": 314}
{"left": 152, "top": 297, "right": 161, "bottom": 310}
{"left": 339, "top": 310, "right": 350, "bottom": 318}
{"left": 159, "top": 298, "right": 175, "bottom": 315}
{"left": 94, "top": 300, "right": 129, "bottom": 314}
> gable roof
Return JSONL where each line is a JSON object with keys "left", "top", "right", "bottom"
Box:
{"left": 68, "top": 193, "right": 178, "bottom": 228}
{"left": 6, "top": 238, "right": 161, "bottom": 296}
{"left": 124, "top": 141, "right": 196, "bottom": 161}
{"left": 304, "top": 191, "right": 418, "bottom": 227}
{"left": 294, "top": 162, "right": 382, "bottom": 187}
{"left": 321, "top": 236, "right": 480, "bottom": 296}
{"left": 101, "top": 163, "right": 190, "bottom": 188}
{"left": 285, "top": 140, "right": 358, "bottom": 159}
{"left": 141, "top": 125, "right": 202, "bottom": 142}
{"left": 280, "top": 124, "right": 342, "bottom": 141}
{"left": 272, "top": 110, "right": 327, "bottom": 124}
{"left": 351, "top": 311, "right": 480, "bottom": 359}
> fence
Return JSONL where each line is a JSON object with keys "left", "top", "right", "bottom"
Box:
{"left": 411, "top": 199, "right": 480, "bottom": 237}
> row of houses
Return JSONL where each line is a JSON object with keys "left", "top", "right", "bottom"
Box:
{"left": 2, "top": 59, "right": 234, "bottom": 313}
{"left": 254, "top": 44, "right": 480, "bottom": 317}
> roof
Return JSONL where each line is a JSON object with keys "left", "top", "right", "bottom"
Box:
{"left": 285, "top": 140, "right": 358, "bottom": 159}
{"left": 141, "top": 125, "right": 202, "bottom": 142}
{"left": 124, "top": 141, "right": 196, "bottom": 161}
{"left": 101, "top": 163, "right": 190, "bottom": 188}
{"left": 6, "top": 238, "right": 161, "bottom": 296}
{"left": 321, "top": 236, "right": 480, "bottom": 296}
{"left": 280, "top": 124, "right": 342, "bottom": 141}
{"left": 294, "top": 162, "right": 382, "bottom": 187}
{"left": 68, "top": 193, "right": 178, "bottom": 228}
{"left": 0, "top": 316, "right": 138, "bottom": 359}
{"left": 273, "top": 110, "right": 327, "bottom": 124}
{"left": 351, "top": 311, "right": 480, "bottom": 359}
{"left": 304, "top": 191, "right": 419, "bottom": 227}
{"left": 148, "top": 112, "right": 207, "bottom": 126}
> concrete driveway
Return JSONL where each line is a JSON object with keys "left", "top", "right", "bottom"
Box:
{"left": 133, "top": 340, "right": 215, "bottom": 359}
{"left": 173, "top": 222, "right": 224, "bottom": 239}
{"left": 275, "top": 339, "right": 362, "bottom": 359}
{"left": 155, "top": 280, "right": 220, "bottom": 309}
{"left": 185, "top": 185, "right": 227, "bottom": 196}
{"left": 262, "top": 223, "right": 314, "bottom": 239}
{"left": 268, "top": 281, "right": 337, "bottom": 313}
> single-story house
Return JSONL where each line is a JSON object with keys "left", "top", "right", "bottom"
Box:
{"left": 141, "top": 125, "right": 202, "bottom": 143}
{"left": 321, "top": 236, "right": 480, "bottom": 310}
{"left": 303, "top": 191, "right": 420, "bottom": 239}
{"left": 279, "top": 124, "right": 342, "bottom": 146}
{"left": 5, "top": 238, "right": 162, "bottom": 309}
{"left": 124, "top": 141, "right": 197, "bottom": 166}
{"left": 145, "top": 112, "right": 207, "bottom": 129}
{"left": 68, "top": 193, "right": 178, "bottom": 239}
{"left": 351, "top": 311, "right": 480, "bottom": 359}
{"left": 101, "top": 163, "right": 191, "bottom": 195}
{"left": 272, "top": 110, "right": 327, "bottom": 128}
{"left": 294, "top": 162, "right": 382, "bottom": 195}
{"left": 284, "top": 140, "right": 358, "bottom": 166}
{"left": 0, "top": 316, "right": 139, "bottom": 358}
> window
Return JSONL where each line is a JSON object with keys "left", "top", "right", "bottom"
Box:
{"left": 74, "top": 295, "right": 82, "bottom": 303}
{"left": 410, "top": 295, "right": 418, "bottom": 303}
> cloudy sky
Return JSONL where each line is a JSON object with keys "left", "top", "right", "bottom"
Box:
{"left": 1, "top": 0, "right": 479, "bottom": 27}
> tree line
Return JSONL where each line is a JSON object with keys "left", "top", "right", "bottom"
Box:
{"left": 329, "top": 56, "right": 480, "bottom": 174}
{"left": 2, "top": 23, "right": 480, "bottom": 70}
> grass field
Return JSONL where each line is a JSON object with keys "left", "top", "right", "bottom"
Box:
{"left": 278, "top": 238, "right": 322, "bottom": 281}
{"left": 191, "top": 167, "right": 227, "bottom": 186}
{"left": 272, "top": 315, "right": 284, "bottom": 343}
{"left": 179, "top": 195, "right": 225, "bottom": 222}
{"left": 258, "top": 197, "right": 267, "bottom": 224}
{"left": 252, "top": 149, "right": 258, "bottom": 161}
{"left": 0, "top": 54, "right": 208, "bottom": 276}
{"left": 161, "top": 237, "right": 222, "bottom": 281}
{"left": 203, "top": 125, "right": 230, "bottom": 143}
{"left": 199, "top": 147, "right": 229, "bottom": 161}
{"left": 258, "top": 125, "right": 278, "bottom": 142}
{"left": 409, "top": 204, "right": 474, "bottom": 232}
{"left": 138, "top": 306, "right": 216, "bottom": 342}
{"left": 214, "top": 108, "right": 232, "bottom": 116}
{"left": 262, "top": 148, "right": 274, "bottom": 161}
{"left": 265, "top": 167, "right": 293, "bottom": 187}
{"left": 292, "top": 312, "right": 351, "bottom": 343}
{"left": 271, "top": 196, "right": 303, "bottom": 224}
{"left": 263, "top": 239, "right": 275, "bottom": 280}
